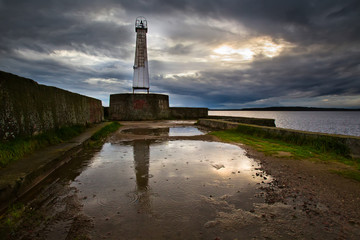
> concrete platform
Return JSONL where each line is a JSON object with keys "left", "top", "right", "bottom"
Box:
{"left": 109, "top": 93, "right": 170, "bottom": 120}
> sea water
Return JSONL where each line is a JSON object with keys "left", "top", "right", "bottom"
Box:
{"left": 209, "top": 111, "right": 360, "bottom": 137}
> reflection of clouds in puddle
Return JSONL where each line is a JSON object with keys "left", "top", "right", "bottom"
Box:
{"left": 120, "top": 126, "right": 206, "bottom": 137}
{"left": 89, "top": 143, "right": 133, "bottom": 169}
{"left": 148, "top": 141, "right": 261, "bottom": 185}
{"left": 169, "top": 127, "right": 206, "bottom": 136}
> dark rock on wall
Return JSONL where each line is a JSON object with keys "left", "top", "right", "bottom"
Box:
{"left": 0, "top": 71, "right": 103, "bottom": 140}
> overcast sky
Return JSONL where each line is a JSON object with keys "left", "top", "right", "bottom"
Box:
{"left": 1, "top": 0, "right": 359, "bottom": 108}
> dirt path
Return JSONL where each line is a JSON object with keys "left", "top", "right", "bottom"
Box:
{"left": 222, "top": 140, "right": 360, "bottom": 239}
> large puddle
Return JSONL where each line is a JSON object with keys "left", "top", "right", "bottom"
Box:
{"left": 69, "top": 137, "right": 271, "bottom": 239}
{"left": 121, "top": 126, "right": 206, "bottom": 136}
{"left": 15, "top": 125, "right": 273, "bottom": 239}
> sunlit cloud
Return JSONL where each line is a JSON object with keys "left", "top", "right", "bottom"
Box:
{"left": 84, "top": 78, "right": 119, "bottom": 85}
{"left": 15, "top": 48, "right": 121, "bottom": 67}
{"left": 212, "top": 36, "right": 294, "bottom": 62}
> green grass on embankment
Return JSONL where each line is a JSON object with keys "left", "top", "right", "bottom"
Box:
{"left": 89, "top": 121, "right": 121, "bottom": 145}
{"left": 0, "top": 125, "right": 87, "bottom": 168}
{"left": 210, "top": 126, "right": 360, "bottom": 182}
{"left": 0, "top": 122, "right": 121, "bottom": 168}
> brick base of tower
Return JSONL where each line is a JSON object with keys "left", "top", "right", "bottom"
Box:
{"left": 109, "top": 93, "right": 170, "bottom": 120}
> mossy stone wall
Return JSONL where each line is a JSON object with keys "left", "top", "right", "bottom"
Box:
{"left": 0, "top": 71, "right": 103, "bottom": 140}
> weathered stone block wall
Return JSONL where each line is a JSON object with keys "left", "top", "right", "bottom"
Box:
{"left": 197, "top": 119, "right": 239, "bottom": 130}
{"left": 0, "top": 71, "right": 103, "bottom": 140}
{"left": 109, "top": 93, "right": 170, "bottom": 120}
{"left": 170, "top": 107, "right": 208, "bottom": 119}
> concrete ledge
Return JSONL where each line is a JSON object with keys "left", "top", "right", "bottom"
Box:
{"left": 0, "top": 122, "right": 110, "bottom": 212}
{"left": 207, "top": 115, "right": 276, "bottom": 127}
{"left": 197, "top": 119, "right": 239, "bottom": 130}
{"left": 198, "top": 119, "right": 360, "bottom": 158}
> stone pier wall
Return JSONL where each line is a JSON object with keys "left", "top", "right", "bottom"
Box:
{"left": 0, "top": 71, "right": 103, "bottom": 140}
{"left": 170, "top": 107, "right": 208, "bottom": 119}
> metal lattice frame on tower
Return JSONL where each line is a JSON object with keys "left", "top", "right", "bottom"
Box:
{"left": 133, "top": 16, "right": 150, "bottom": 94}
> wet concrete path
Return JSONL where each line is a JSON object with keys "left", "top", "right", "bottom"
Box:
{"left": 9, "top": 120, "right": 336, "bottom": 239}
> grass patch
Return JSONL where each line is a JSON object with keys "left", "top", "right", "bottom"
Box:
{"left": 0, "top": 125, "right": 86, "bottom": 168}
{"left": 235, "top": 124, "right": 350, "bottom": 156}
{"left": 90, "top": 122, "right": 121, "bottom": 141}
{"left": 210, "top": 128, "right": 360, "bottom": 181}
{"left": 0, "top": 202, "right": 45, "bottom": 238}
{"left": 86, "top": 122, "right": 121, "bottom": 148}
{"left": 0, "top": 203, "right": 25, "bottom": 227}
{"left": 330, "top": 170, "right": 360, "bottom": 182}
{"left": 0, "top": 203, "right": 26, "bottom": 237}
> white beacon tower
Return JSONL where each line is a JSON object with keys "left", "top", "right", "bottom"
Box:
{"left": 133, "top": 16, "right": 150, "bottom": 93}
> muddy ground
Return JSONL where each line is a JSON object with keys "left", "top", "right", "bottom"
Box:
{"left": 3, "top": 120, "right": 360, "bottom": 239}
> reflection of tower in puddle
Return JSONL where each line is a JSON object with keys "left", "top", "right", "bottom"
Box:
{"left": 132, "top": 140, "right": 152, "bottom": 213}
{"left": 134, "top": 140, "right": 150, "bottom": 191}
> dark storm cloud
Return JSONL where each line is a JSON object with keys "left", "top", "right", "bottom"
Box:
{"left": 152, "top": 46, "right": 360, "bottom": 107}
{"left": 124, "top": 0, "right": 360, "bottom": 44}
{"left": 0, "top": 0, "right": 359, "bottom": 107}
{"left": 0, "top": 0, "right": 132, "bottom": 57}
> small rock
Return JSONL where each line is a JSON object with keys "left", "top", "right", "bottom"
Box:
{"left": 348, "top": 219, "right": 356, "bottom": 225}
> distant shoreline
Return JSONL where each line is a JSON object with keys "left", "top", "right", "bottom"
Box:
{"left": 209, "top": 107, "right": 360, "bottom": 111}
